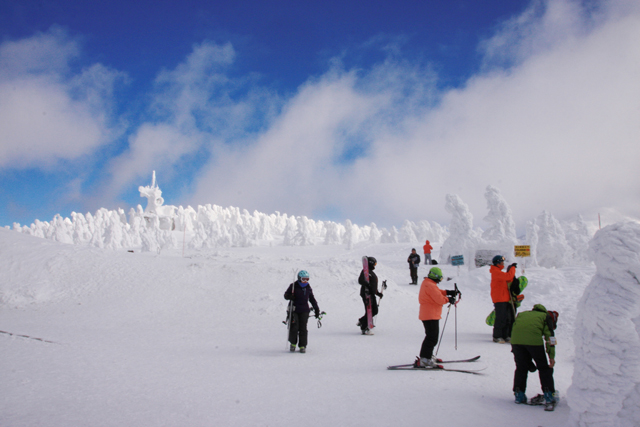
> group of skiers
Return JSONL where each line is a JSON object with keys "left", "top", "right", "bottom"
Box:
{"left": 489, "top": 254, "right": 560, "bottom": 408}
{"left": 283, "top": 247, "right": 559, "bottom": 408}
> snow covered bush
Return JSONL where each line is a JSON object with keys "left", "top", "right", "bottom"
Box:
{"left": 439, "top": 194, "right": 481, "bottom": 266}
{"left": 567, "top": 221, "right": 640, "bottom": 427}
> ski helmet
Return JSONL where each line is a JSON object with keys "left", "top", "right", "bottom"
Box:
{"left": 367, "top": 256, "right": 377, "bottom": 267}
{"left": 427, "top": 267, "right": 443, "bottom": 282}
{"left": 492, "top": 255, "right": 505, "bottom": 266}
{"left": 298, "top": 270, "right": 309, "bottom": 280}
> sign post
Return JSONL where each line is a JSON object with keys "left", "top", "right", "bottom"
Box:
{"left": 451, "top": 255, "right": 464, "bottom": 276}
{"left": 514, "top": 245, "right": 531, "bottom": 274}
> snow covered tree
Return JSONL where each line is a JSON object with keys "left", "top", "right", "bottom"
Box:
{"left": 535, "top": 210, "right": 571, "bottom": 268}
{"left": 567, "top": 221, "right": 640, "bottom": 427}
{"left": 482, "top": 185, "right": 517, "bottom": 244}
{"left": 440, "top": 194, "right": 480, "bottom": 266}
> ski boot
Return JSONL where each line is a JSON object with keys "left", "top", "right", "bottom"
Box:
{"left": 543, "top": 390, "right": 558, "bottom": 411}
{"left": 289, "top": 344, "right": 296, "bottom": 352}
{"left": 299, "top": 347, "right": 306, "bottom": 354}
{"left": 514, "top": 389, "right": 527, "bottom": 404}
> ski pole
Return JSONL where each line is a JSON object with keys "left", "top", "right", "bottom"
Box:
{"left": 435, "top": 303, "right": 452, "bottom": 356}
{"left": 454, "top": 283, "right": 460, "bottom": 350}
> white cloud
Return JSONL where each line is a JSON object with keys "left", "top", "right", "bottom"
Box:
{"left": 0, "top": 27, "right": 124, "bottom": 169}
{"left": 185, "top": 0, "right": 640, "bottom": 228}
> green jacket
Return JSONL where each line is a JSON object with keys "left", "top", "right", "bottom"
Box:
{"left": 510, "top": 304, "right": 556, "bottom": 359}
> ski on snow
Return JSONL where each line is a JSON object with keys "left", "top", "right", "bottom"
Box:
{"left": 387, "top": 355, "right": 480, "bottom": 369}
{"left": 387, "top": 356, "right": 484, "bottom": 375}
{"left": 387, "top": 364, "right": 485, "bottom": 375}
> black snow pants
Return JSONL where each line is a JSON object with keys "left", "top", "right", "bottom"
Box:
{"left": 358, "top": 294, "right": 378, "bottom": 331}
{"left": 493, "top": 302, "right": 514, "bottom": 340}
{"left": 512, "top": 344, "right": 555, "bottom": 393}
{"left": 289, "top": 312, "right": 310, "bottom": 348}
{"left": 419, "top": 319, "right": 440, "bottom": 359}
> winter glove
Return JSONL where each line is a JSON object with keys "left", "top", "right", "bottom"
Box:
{"left": 377, "top": 292, "right": 384, "bottom": 299}
{"left": 448, "top": 296, "right": 456, "bottom": 304}
{"left": 507, "top": 263, "right": 518, "bottom": 271}
{"left": 314, "top": 309, "right": 320, "bottom": 318}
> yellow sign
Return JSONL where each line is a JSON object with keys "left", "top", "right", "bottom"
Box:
{"left": 514, "top": 245, "right": 531, "bottom": 257}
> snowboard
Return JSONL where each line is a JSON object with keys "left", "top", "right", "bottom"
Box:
{"left": 486, "top": 276, "right": 528, "bottom": 326}
{"left": 363, "top": 256, "right": 374, "bottom": 330}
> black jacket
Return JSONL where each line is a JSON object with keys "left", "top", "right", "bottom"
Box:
{"left": 407, "top": 253, "right": 421, "bottom": 268}
{"left": 284, "top": 280, "right": 319, "bottom": 314}
{"left": 358, "top": 269, "right": 382, "bottom": 299}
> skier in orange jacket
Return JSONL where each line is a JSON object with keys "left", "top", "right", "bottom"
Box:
{"left": 417, "top": 267, "right": 458, "bottom": 367}
{"left": 423, "top": 240, "right": 433, "bottom": 265}
{"left": 490, "top": 255, "right": 517, "bottom": 343}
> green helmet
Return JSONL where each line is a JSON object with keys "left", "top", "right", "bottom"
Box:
{"left": 428, "top": 267, "right": 443, "bottom": 282}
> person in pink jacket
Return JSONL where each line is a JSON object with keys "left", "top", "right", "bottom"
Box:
{"left": 417, "top": 267, "right": 458, "bottom": 367}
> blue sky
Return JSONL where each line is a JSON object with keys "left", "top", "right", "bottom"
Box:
{"left": 1, "top": 0, "right": 639, "bottom": 230}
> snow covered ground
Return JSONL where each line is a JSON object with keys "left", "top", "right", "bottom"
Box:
{"left": 1, "top": 227, "right": 594, "bottom": 427}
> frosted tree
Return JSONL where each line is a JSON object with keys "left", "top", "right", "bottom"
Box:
{"left": 343, "top": 219, "right": 361, "bottom": 249}
{"left": 399, "top": 220, "right": 418, "bottom": 243}
{"left": 567, "top": 221, "right": 640, "bottom": 427}
{"left": 324, "top": 222, "right": 342, "bottom": 245}
{"left": 535, "top": 210, "right": 571, "bottom": 268}
{"left": 291, "top": 216, "right": 314, "bottom": 246}
{"left": 369, "top": 223, "right": 382, "bottom": 244}
{"left": 562, "top": 215, "right": 592, "bottom": 265}
{"left": 440, "top": 194, "right": 480, "bottom": 266}
{"left": 482, "top": 185, "right": 517, "bottom": 245}
{"left": 525, "top": 219, "right": 540, "bottom": 267}
{"left": 257, "top": 214, "right": 274, "bottom": 241}
{"left": 282, "top": 216, "right": 298, "bottom": 246}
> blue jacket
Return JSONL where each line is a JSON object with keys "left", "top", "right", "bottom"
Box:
{"left": 284, "top": 280, "right": 319, "bottom": 314}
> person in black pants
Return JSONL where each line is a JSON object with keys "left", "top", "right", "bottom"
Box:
{"left": 284, "top": 270, "right": 320, "bottom": 353}
{"left": 407, "top": 248, "right": 421, "bottom": 284}
{"left": 511, "top": 304, "right": 559, "bottom": 405}
{"left": 357, "top": 256, "right": 384, "bottom": 335}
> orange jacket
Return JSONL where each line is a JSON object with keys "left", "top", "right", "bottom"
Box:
{"left": 490, "top": 265, "right": 516, "bottom": 303}
{"left": 423, "top": 240, "right": 433, "bottom": 254}
{"left": 419, "top": 278, "right": 449, "bottom": 320}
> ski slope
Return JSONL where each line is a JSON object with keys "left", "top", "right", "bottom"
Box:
{"left": 1, "top": 228, "right": 593, "bottom": 427}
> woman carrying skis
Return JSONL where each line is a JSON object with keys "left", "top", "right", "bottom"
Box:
{"left": 284, "top": 270, "right": 320, "bottom": 353}
{"left": 357, "top": 256, "right": 384, "bottom": 335}
{"left": 417, "top": 267, "right": 458, "bottom": 367}
{"left": 511, "top": 304, "right": 559, "bottom": 408}
{"left": 490, "top": 255, "right": 517, "bottom": 343}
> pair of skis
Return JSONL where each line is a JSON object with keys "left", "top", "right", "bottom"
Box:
{"left": 387, "top": 355, "right": 484, "bottom": 375}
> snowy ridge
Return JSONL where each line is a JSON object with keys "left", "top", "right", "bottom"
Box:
{"left": 7, "top": 185, "right": 594, "bottom": 268}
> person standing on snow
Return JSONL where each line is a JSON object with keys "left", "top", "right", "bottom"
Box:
{"left": 417, "top": 267, "right": 459, "bottom": 367}
{"left": 511, "top": 304, "right": 559, "bottom": 406}
{"left": 284, "top": 270, "right": 320, "bottom": 353}
{"left": 407, "top": 248, "right": 421, "bottom": 284}
{"left": 490, "top": 255, "right": 517, "bottom": 343}
{"left": 357, "top": 256, "right": 384, "bottom": 335}
{"left": 423, "top": 240, "right": 433, "bottom": 265}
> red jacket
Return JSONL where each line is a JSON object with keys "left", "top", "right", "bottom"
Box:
{"left": 419, "top": 278, "right": 449, "bottom": 320}
{"left": 423, "top": 240, "right": 433, "bottom": 254}
{"left": 490, "top": 265, "right": 516, "bottom": 303}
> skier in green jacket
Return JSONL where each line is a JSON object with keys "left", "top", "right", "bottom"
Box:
{"left": 510, "top": 304, "right": 559, "bottom": 406}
